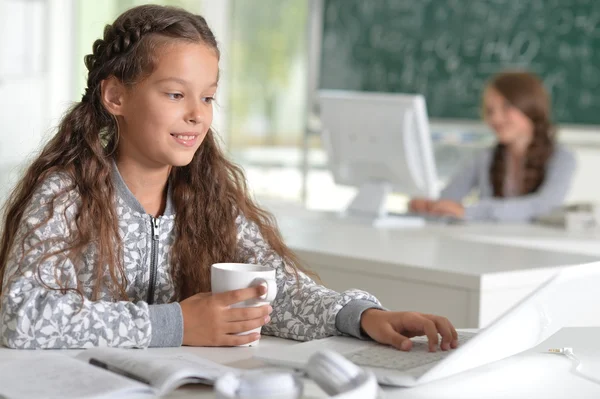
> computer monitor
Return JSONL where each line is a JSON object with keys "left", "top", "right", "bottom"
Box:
{"left": 318, "top": 90, "right": 439, "bottom": 220}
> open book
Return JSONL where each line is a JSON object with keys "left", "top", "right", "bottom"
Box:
{"left": 0, "top": 347, "right": 238, "bottom": 399}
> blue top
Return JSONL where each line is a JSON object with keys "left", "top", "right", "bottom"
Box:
{"left": 440, "top": 145, "right": 576, "bottom": 222}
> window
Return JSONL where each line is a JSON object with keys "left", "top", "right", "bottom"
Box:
{"left": 227, "top": 0, "right": 310, "bottom": 203}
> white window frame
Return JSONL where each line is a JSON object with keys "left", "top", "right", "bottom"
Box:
{"left": 201, "top": 0, "right": 231, "bottom": 145}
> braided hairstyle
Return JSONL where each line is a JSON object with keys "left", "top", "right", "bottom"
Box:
{"left": 487, "top": 72, "right": 555, "bottom": 197}
{"left": 0, "top": 5, "right": 305, "bottom": 301}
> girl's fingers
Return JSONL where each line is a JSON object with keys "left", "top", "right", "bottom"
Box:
{"left": 224, "top": 315, "right": 270, "bottom": 334}
{"left": 224, "top": 305, "right": 272, "bottom": 322}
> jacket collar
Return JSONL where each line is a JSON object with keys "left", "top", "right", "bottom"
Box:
{"left": 111, "top": 160, "right": 175, "bottom": 217}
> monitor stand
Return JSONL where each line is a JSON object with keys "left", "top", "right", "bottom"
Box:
{"left": 342, "top": 182, "right": 425, "bottom": 228}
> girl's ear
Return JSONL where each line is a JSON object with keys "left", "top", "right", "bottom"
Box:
{"left": 100, "top": 76, "right": 126, "bottom": 116}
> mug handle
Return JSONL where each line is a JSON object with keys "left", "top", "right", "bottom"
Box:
{"left": 252, "top": 277, "right": 278, "bottom": 302}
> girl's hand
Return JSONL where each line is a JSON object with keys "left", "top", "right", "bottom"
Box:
{"left": 429, "top": 200, "right": 465, "bottom": 218}
{"left": 180, "top": 285, "right": 272, "bottom": 346}
{"left": 360, "top": 309, "right": 458, "bottom": 352}
{"left": 408, "top": 198, "right": 435, "bottom": 214}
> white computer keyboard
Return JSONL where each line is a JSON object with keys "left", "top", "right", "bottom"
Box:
{"left": 345, "top": 331, "right": 476, "bottom": 372}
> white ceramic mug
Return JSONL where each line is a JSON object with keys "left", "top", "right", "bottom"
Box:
{"left": 211, "top": 263, "right": 278, "bottom": 346}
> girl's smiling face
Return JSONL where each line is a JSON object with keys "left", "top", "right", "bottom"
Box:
{"left": 483, "top": 87, "right": 534, "bottom": 148}
{"left": 105, "top": 41, "right": 219, "bottom": 169}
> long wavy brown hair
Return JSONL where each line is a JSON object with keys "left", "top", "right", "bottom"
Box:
{"left": 487, "top": 72, "right": 555, "bottom": 197}
{"left": 0, "top": 5, "right": 306, "bottom": 301}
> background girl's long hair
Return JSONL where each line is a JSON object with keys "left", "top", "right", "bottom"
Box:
{"left": 487, "top": 71, "right": 555, "bottom": 197}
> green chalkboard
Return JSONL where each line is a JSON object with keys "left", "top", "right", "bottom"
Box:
{"left": 320, "top": 0, "right": 600, "bottom": 125}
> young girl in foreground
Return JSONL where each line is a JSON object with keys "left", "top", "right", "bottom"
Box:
{"left": 0, "top": 5, "right": 456, "bottom": 351}
{"left": 411, "top": 71, "right": 575, "bottom": 222}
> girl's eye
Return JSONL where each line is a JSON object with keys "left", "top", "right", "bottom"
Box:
{"left": 167, "top": 93, "right": 183, "bottom": 100}
{"left": 202, "top": 97, "right": 215, "bottom": 104}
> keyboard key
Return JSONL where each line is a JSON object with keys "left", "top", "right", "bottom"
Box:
{"left": 345, "top": 332, "right": 475, "bottom": 372}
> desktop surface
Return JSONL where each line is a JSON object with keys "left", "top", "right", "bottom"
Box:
{"left": 2, "top": 328, "right": 598, "bottom": 398}
{"left": 431, "top": 223, "right": 600, "bottom": 257}
{"left": 270, "top": 208, "right": 598, "bottom": 290}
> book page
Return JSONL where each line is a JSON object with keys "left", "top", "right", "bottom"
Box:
{"left": 76, "top": 348, "right": 239, "bottom": 396}
{"left": 0, "top": 353, "right": 152, "bottom": 399}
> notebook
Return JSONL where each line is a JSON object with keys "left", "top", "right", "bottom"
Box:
{"left": 255, "top": 261, "right": 600, "bottom": 387}
{"left": 0, "top": 347, "right": 237, "bottom": 399}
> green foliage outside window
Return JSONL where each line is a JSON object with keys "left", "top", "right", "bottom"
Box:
{"left": 229, "top": 0, "right": 307, "bottom": 148}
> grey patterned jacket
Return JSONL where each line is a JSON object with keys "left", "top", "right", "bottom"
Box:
{"left": 441, "top": 145, "right": 575, "bottom": 222}
{"left": 0, "top": 165, "right": 382, "bottom": 349}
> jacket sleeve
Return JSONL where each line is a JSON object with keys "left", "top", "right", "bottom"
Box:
{"left": 236, "top": 214, "right": 384, "bottom": 341}
{"left": 465, "top": 147, "right": 577, "bottom": 222}
{"left": 0, "top": 175, "right": 182, "bottom": 349}
{"left": 439, "top": 151, "right": 481, "bottom": 202}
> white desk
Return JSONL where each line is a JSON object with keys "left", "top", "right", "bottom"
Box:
{"left": 3, "top": 328, "right": 599, "bottom": 398}
{"left": 430, "top": 223, "right": 600, "bottom": 256}
{"left": 176, "top": 327, "right": 600, "bottom": 398}
{"left": 262, "top": 203, "right": 600, "bottom": 328}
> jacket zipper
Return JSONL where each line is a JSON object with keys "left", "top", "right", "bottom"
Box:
{"left": 147, "top": 216, "right": 161, "bottom": 304}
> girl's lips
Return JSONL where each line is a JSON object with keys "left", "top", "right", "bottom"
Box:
{"left": 171, "top": 133, "right": 199, "bottom": 147}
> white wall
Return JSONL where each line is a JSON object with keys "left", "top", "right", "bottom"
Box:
{"left": 46, "top": 0, "right": 76, "bottom": 135}
{"left": 0, "top": 0, "right": 45, "bottom": 165}
{"left": 556, "top": 128, "right": 600, "bottom": 204}
{"left": 0, "top": 0, "right": 75, "bottom": 203}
